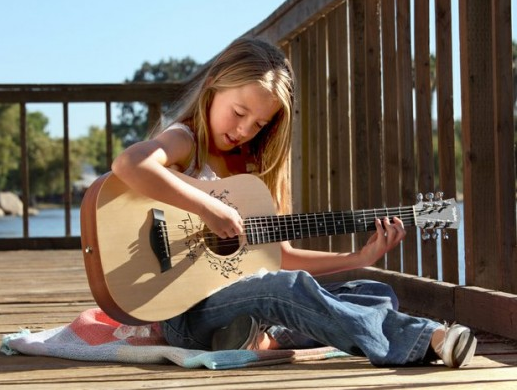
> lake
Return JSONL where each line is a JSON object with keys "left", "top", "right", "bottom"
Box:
{"left": 0, "top": 205, "right": 465, "bottom": 284}
{"left": 0, "top": 207, "right": 81, "bottom": 238}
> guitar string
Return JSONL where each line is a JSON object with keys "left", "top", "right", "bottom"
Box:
{"left": 161, "top": 208, "right": 419, "bottom": 241}
{"left": 158, "top": 207, "right": 444, "bottom": 244}
{"left": 159, "top": 205, "right": 446, "bottom": 241}
{"left": 155, "top": 207, "right": 448, "bottom": 252}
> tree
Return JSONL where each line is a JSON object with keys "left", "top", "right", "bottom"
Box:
{"left": 74, "top": 126, "right": 123, "bottom": 175}
{"left": 114, "top": 56, "right": 202, "bottom": 147}
{"left": 0, "top": 105, "right": 21, "bottom": 190}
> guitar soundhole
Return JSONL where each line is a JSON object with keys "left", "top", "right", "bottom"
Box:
{"left": 202, "top": 226, "right": 241, "bottom": 256}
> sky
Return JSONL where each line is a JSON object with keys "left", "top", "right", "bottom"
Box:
{"left": 1, "top": 1, "right": 516, "bottom": 139}
{"left": 1, "top": 0, "right": 285, "bottom": 138}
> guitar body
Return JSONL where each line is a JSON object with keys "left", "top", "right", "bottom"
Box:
{"left": 80, "top": 171, "right": 281, "bottom": 325}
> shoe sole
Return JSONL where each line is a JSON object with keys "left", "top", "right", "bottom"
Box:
{"left": 211, "top": 315, "right": 258, "bottom": 351}
{"left": 453, "top": 329, "right": 477, "bottom": 367}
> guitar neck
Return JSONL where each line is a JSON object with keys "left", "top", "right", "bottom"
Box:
{"left": 245, "top": 206, "right": 416, "bottom": 245}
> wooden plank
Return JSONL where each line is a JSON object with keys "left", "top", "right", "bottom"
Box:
{"left": 327, "top": 3, "right": 353, "bottom": 253}
{"left": 434, "top": 0, "right": 459, "bottom": 284}
{"left": 247, "top": 0, "right": 345, "bottom": 45}
{"left": 414, "top": 0, "right": 438, "bottom": 279}
{"left": 0, "top": 83, "right": 185, "bottom": 103}
{"left": 491, "top": 0, "right": 517, "bottom": 294}
{"left": 319, "top": 266, "right": 517, "bottom": 343}
{"left": 3, "top": 354, "right": 516, "bottom": 390}
{"left": 288, "top": 38, "right": 304, "bottom": 216}
{"left": 380, "top": 0, "right": 402, "bottom": 271}
{"left": 19, "top": 103, "right": 29, "bottom": 238}
{"left": 349, "top": 0, "right": 369, "bottom": 249}
{"left": 396, "top": 0, "right": 418, "bottom": 275}
{"left": 304, "top": 24, "right": 326, "bottom": 251}
{"left": 456, "top": 286, "right": 517, "bottom": 341}
{"left": 2, "top": 252, "right": 517, "bottom": 389}
{"left": 459, "top": 0, "right": 499, "bottom": 290}
{"left": 0, "top": 237, "right": 81, "bottom": 250}
{"left": 315, "top": 17, "right": 330, "bottom": 250}
{"left": 364, "top": 0, "right": 383, "bottom": 209}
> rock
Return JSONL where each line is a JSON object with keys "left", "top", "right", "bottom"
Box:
{"left": 0, "top": 192, "right": 23, "bottom": 216}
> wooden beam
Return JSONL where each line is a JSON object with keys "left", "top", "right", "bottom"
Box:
{"left": 246, "top": 0, "right": 345, "bottom": 45}
{"left": 0, "top": 84, "right": 185, "bottom": 103}
{"left": 318, "top": 266, "right": 517, "bottom": 341}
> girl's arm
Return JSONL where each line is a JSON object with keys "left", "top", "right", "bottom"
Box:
{"left": 112, "top": 129, "right": 244, "bottom": 238}
{"left": 280, "top": 217, "right": 406, "bottom": 276}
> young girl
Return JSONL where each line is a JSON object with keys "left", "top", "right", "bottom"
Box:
{"left": 112, "top": 37, "right": 477, "bottom": 368}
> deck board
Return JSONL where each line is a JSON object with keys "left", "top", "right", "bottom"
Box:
{"left": 1, "top": 250, "right": 516, "bottom": 389}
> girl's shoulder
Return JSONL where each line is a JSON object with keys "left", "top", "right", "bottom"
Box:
{"left": 163, "top": 122, "right": 195, "bottom": 140}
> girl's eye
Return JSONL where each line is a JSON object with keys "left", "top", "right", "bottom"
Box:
{"left": 234, "top": 110, "right": 244, "bottom": 117}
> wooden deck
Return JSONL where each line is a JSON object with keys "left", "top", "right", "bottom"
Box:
{"left": 1, "top": 250, "right": 517, "bottom": 389}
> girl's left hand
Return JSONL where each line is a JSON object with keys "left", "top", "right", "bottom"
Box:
{"left": 359, "top": 217, "right": 406, "bottom": 266}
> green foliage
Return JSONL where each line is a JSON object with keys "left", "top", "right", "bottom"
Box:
{"left": 0, "top": 105, "right": 124, "bottom": 202}
{"left": 0, "top": 56, "right": 200, "bottom": 202}
{"left": 0, "top": 105, "right": 21, "bottom": 189}
{"left": 114, "top": 56, "right": 201, "bottom": 147}
{"left": 74, "top": 126, "right": 123, "bottom": 175}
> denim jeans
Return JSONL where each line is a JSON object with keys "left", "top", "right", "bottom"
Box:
{"left": 160, "top": 270, "right": 441, "bottom": 366}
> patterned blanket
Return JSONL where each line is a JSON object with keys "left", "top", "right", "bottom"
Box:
{"left": 1, "top": 308, "right": 347, "bottom": 370}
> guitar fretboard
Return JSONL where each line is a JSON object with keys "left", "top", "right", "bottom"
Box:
{"left": 244, "top": 206, "right": 416, "bottom": 245}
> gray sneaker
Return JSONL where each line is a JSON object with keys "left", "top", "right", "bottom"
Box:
{"left": 435, "top": 324, "right": 477, "bottom": 368}
{"left": 211, "top": 315, "right": 261, "bottom": 351}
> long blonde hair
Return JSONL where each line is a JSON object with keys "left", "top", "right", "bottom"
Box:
{"left": 163, "top": 37, "right": 295, "bottom": 213}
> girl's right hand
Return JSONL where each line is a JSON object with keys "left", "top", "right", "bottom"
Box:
{"left": 199, "top": 197, "right": 244, "bottom": 239}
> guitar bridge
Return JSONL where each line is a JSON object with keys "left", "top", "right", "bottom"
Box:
{"left": 149, "top": 208, "right": 172, "bottom": 273}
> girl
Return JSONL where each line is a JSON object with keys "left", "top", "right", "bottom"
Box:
{"left": 112, "top": 37, "right": 477, "bottom": 368}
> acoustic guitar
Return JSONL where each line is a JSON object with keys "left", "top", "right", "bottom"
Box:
{"left": 80, "top": 171, "right": 459, "bottom": 325}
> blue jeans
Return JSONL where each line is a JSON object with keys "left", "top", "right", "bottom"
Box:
{"left": 160, "top": 270, "right": 440, "bottom": 366}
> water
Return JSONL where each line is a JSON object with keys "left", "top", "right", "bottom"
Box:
{"left": 0, "top": 207, "right": 81, "bottom": 237}
{"left": 0, "top": 205, "right": 465, "bottom": 284}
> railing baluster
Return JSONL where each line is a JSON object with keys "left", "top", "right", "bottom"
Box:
{"left": 63, "top": 102, "right": 71, "bottom": 236}
{"left": 105, "top": 102, "right": 113, "bottom": 168}
{"left": 19, "top": 103, "right": 29, "bottom": 238}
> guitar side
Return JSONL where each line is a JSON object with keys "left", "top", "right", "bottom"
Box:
{"left": 80, "top": 171, "right": 282, "bottom": 325}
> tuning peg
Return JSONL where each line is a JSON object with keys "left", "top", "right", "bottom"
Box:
{"left": 421, "top": 229, "right": 431, "bottom": 240}
{"left": 426, "top": 192, "right": 434, "bottom": 201}
{"left": 443, "top": 230, "right": 450, "bottom": 240}
{"left": 432, "top": 231, "right": 439, "bottom": 240}
{"left": 416, "top": 193, "right": 423, "bottom": 202}
{"left": 435, "top": 191, "right": 444, "bottom": 201}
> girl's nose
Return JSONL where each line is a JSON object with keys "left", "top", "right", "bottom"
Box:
{"left": 237, "top": 121, "right": 254, "bottom": 138}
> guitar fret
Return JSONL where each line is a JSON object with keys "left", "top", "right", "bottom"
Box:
{"left": 266, "top": 215, "right": 273, "bottom": 243}
{"left": 281, "top": 215, "right": 288, "bottom": 241}
{"left": 331, "top": 212, "right": 337, "bottom": 235}
{"left": 243, "top": 203, "right": 444, "bottom": 246}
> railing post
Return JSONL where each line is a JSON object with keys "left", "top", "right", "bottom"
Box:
{"left": 459, "top": 0, "right": 500, "bottom": 290}
{"left": 63, "top": 102, "right": 71, "bottom": 236}
{"left": 19, "top": 103, "right": 29, "bottom": 237}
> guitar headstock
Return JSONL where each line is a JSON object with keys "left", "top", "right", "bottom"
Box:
{"left": 414, "top": 192, "right": 460, "bottom": 240}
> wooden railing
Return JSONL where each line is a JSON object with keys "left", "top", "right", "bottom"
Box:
{"left": 0, "top": 83, "right": 185, "bottom": 249}
{"left": 0, "top": 0, "right": 515, "bottom": 338}
{"left": 244, "top": 0, "right": 516, "bottom": 292}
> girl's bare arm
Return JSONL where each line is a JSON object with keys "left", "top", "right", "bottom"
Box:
{"left": 280, "top": 217, "right": 406, "bottom": 276}
{"left": 112, "top": 130, "right": 243, "bottom": 238}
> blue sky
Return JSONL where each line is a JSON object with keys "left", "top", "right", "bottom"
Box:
{"left": 1, "top": 0, "right": 285, "bottom": 138}
{"left": 2, "top": 1, "right": 516, "bottom": 139}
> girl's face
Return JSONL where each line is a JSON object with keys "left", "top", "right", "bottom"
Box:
{"left": 208, "top": 82, "right": 281, "bottom": 153}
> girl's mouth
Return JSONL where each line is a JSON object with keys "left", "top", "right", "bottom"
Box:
{"left": 225, "top": 134, "right": 240, "bottom": 146}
